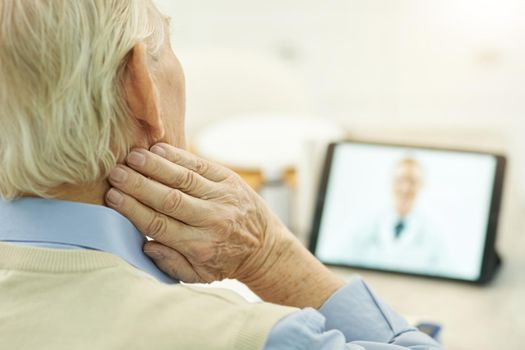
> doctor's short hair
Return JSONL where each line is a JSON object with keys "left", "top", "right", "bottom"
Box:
{"left": 393, "top": 157, "right": 424, "bottom": 179}
{"left": 0, "top": 0, "right": 165, "bottom": 199}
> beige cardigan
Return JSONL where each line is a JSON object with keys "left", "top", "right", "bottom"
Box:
{"left": 0, "top": 243, "right": 297, "bottom": 350}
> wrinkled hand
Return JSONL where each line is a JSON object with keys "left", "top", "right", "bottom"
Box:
{"left": 106, "top": 143, "right": 344, "bottom": 308}
{"left": 105, "top": 143, "right": 286, "bottom": 284}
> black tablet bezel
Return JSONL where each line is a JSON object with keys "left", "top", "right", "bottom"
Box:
{"left": 309, "top": 140, "right": 506, "bottom": 284}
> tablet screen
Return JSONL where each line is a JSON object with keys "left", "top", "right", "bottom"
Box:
{"left": 314, "top": 143, "right": 498, "bottom": 281}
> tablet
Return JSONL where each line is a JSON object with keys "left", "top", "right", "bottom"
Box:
{"left": 309, "top": 141, "right": 505, "bottom": 283}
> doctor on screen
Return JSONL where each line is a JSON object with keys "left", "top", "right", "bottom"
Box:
{"left": 349, "top": 157, "right": 443, "bottom": 273}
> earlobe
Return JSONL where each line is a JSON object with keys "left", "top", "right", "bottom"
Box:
{"left": 124, "top": 43, "right": 165, "bottom": 142}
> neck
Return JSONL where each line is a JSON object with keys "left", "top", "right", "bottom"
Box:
{"left": 395, "top": 204, "right": 413, "bottom": 219}
{"left": 42, "top": 180, "right": 110, "bottom": 206}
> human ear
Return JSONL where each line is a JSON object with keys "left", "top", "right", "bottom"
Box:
{"left": 123, "top": 43, "right": 165, "bottom": 142}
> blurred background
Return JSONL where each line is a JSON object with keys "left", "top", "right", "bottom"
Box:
{"left": 156, "top": 1, "right": 524, "bottom": 349}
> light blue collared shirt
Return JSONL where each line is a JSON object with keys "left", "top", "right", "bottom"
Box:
{"left": 0, "top": 197, "right": 177, "bottom": 284}
{"left": 0, "top": 198, "right": 441, "bottom": 350}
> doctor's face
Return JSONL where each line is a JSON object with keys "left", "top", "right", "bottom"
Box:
{"left": 392, "top": 160, "right": 423, "bottom": 217}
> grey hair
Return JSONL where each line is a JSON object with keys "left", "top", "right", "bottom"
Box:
{"left": 0, "top": 0, "right": 165, "bottom": 199}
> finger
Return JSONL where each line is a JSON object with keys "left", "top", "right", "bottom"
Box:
{"left": 143, "top": 241, "right": 203, "bottom": 283}
{"left": 105, "top": 187, "right": 194, "bottom": 249}
{"left": 109, "top": 165, "right": 214, "bottom": 226}
{"left": 150, "top": 143, "right": 231, "bottom": 182}
{"left": 125, "top": 148, "right": 216, "bottom": 198}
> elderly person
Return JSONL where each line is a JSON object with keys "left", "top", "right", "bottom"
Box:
{"left": 0, "top": 1, "right": 440, "bottom": 349}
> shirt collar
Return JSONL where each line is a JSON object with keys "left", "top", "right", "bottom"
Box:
{"left": 0, "top": 197, "right": 177, "bottom": 284}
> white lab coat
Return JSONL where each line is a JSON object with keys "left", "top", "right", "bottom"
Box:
{"left": 343, "top": 208, "right": 445, "bottom": 274}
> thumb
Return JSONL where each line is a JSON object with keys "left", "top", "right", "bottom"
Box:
{"left": 143, "top": 241, "right": 202, "bottom": 283}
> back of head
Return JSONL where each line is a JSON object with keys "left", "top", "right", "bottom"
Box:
{"left": 0, "top": 0, "right": 165, "bottom": 199}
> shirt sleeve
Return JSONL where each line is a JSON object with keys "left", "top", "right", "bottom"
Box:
{"left": 263, "top": 277, "right": 441, "bottom": 350}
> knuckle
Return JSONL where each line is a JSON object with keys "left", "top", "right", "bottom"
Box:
{"left": 230, "top": 171, "right": 242, "bottom": 181}
{"left": 224, "top": 172, "right": 242, "bottom": 186}
{"left": 216, "top": 217, "right": 235, "bottom": 236}
{"left": 222, "top": 192, "right": 240, "bottom": 207}
{"left": 161, "top": 189, "right": 183, "bottom": 215}
{"left": 179, "top": 171, "right": 197, "bottom": 191}
{"left": 193, "top": 160, "right": 208, "bottom": 174}
{"left": 167, "top": 149, "right": 182, "bottom": 163}
{"left": 146, "top": 213, "right": 169, "bottom": 239}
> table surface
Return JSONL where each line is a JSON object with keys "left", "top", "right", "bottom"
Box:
{"left": 330, "top": 246, "right": 525, "bottom": 350}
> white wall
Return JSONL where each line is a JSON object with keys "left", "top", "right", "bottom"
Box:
{"left": 155, "top": 0, "right": 525, "bottom": 253}
{"left": 157, "top": 0, "right": 525, "bottom": 127}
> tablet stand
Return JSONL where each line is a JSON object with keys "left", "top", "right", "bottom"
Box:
{"left": 481, "top": 250, "right": 503, "bottom": 284}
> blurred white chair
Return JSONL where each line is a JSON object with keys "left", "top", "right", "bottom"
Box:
{"left": 177, "top": 47, "right": 314, "bottom": 138}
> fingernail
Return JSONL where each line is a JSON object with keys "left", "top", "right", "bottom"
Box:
{"left": 144, "top": 249, "right": 164, "bottom": 260}
{"left": 106, "top": 188, "right": 123, "bottom": 206}
{"left": 150, "top": 145, "right": 166, "bottom": 158}
{"left": 127, "top": 151, "right": 146, "bottom": 167}
{"left": 109, "top": 167, "right": 128, "bottom": 182}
